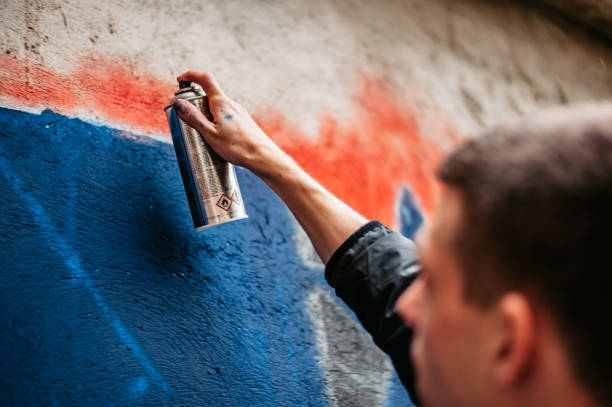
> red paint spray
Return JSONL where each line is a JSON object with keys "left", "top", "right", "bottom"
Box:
{"left": 0, "top": 56, "right": 452, "bottom": 226}
{"left": 256, "top": 78, "right": 446, "bottom": 227}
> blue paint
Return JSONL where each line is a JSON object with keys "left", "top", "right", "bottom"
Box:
{"left": 384, "top": 374, "right": 416, "bottom": 407}
{"left": 0, "top": 148, "right": 170, "bottom": 394}
{"left": 129, "top": 376, "right": 150, "bottom": 399}
{"left": 398, "top": 185, "right": 424, "bottom": 239}
{"left": 0, "top": 107, "right": 325, "bottom": 406}
{"left": 224, "top": 114, "right": 234, "bottom": 120}
{"left": 0, "top": 106, "right": 424, "bottom": 406}
{"left": 382, "top": 184, "right": 424, "bottom": 407}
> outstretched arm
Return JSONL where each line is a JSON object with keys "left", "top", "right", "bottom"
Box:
{"left": 172, "top": 71, "right": 368, "bottom": 263}
{"left": 174, "top": 71, "right": 421, "bottom": 403}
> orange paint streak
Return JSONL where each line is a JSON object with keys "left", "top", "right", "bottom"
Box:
{"left": 0, "top": 56, "right": 450, "bottom": 226}
{"left": 257, "top": 78, "right": 445, "bottom": 226}
{"left": 0, "top": 55, "right": 174, "bottom": 133}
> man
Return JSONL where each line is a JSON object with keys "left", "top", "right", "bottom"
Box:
{"left": 173, "top": 71, "right": 611, "bottom": 407}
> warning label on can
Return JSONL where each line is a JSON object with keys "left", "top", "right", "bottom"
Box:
{"left": 216, "top": 194, "right": 233, "bottom": 211}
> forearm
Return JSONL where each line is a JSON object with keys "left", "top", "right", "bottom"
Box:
{"left": 252, "top": 144, "right": 368, "bottom": 264}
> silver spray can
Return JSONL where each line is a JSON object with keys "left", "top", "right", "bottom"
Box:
{"left": 164, "top": 81, "right": 248, "bottom": 230}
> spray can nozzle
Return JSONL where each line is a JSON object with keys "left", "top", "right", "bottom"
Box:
{"left": 179, "top": 81, "right": 191, "bottom": 89}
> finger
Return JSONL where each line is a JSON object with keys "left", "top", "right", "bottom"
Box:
{"left": 173, "top": 99, "right": 219, "bottom": 137}
{"left": 177, "top": 71, "right": 225, "bottom": 98}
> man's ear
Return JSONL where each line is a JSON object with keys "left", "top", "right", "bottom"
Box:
{"left": 493, "top": 292, "right": 536, "bottom": 388}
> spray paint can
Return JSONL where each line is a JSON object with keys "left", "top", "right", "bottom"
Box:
{"left": 164, "top": 81, "right": 248, "bottom": 230}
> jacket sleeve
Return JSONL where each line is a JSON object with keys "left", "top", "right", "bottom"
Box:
{"left": 324, "top": 220, "right": 421, "bottom": 403}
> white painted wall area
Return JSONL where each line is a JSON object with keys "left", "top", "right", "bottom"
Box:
{"left": 1, "top": 0, "right": 611, "bottom": 138}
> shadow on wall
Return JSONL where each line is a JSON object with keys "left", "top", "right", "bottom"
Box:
{"left": 0, "top": 107, "right": 419, "bottom": 406}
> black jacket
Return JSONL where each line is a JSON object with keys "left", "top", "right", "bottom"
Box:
{"left": 325, "top": 221, "right": 421, "bottom": 404}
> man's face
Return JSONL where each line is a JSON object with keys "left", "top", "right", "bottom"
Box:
{"left": 396, "top": 188, "right": 499, "bottom": 407}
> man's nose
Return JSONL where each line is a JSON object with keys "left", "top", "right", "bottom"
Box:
{"left": 395, "top": 278, "right": 424, "bottom": 329}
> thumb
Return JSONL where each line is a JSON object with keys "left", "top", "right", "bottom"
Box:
{"left": 173, "top": 99, "right": 219, "bottom": 137}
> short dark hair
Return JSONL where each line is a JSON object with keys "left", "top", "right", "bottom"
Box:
{"left": 438, "top": 104, "right": 612, "bottom": 406}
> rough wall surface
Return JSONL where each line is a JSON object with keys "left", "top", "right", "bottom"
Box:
{"left": 534, "top": 0, "right": 612, "bottom": 41}
{"left": 1, "top": 0, "right": 611, "bottom": 406}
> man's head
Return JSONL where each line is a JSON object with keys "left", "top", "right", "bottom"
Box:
{"left": 396, "top": 104, "right": 612, "bottom": 407}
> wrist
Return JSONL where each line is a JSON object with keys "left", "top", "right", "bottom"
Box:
{"left": 250, "top": 143, "right": 297, "bottom": 183}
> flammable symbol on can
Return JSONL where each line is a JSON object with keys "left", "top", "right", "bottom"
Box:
{"left": 216, "top": 194, "right": 233, "bottom": 211}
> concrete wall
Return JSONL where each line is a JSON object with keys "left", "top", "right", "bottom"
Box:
{"left": 1, "top": 1, "right": 611, "bottom": 405}
{"left": 534, "top": 0, "right": 612, "bottom": 41}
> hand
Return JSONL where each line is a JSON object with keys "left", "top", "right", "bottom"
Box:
{"left": 173, "top": 71, "right": 280, "bottom": 173}
{"left": 175, "top": 72, "right": 367, "bottom": 264}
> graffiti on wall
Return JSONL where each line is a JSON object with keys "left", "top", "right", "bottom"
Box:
{"left": 0, "top": 54, "right": 443, "bottom": 224}
{"left": 0, "top": 55, "right": 448, "bottom": 406}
